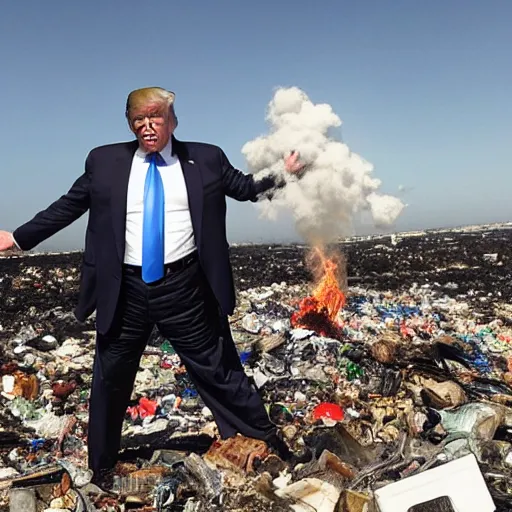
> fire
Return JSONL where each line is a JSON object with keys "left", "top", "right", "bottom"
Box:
{"left": 291, "top": 247, "right": 346, "bottom": 338}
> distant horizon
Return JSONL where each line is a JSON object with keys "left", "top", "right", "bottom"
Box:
{"left": 5, "top": 220, "right": 511, "bottom": 257}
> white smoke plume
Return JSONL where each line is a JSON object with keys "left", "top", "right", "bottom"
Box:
{"left": 242, "top": 87, "right": 405, "bottom": 245}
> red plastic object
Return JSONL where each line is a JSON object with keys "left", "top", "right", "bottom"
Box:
{"left": 138, "top": 397, "right": 158, "bottom": 417}
{"left": 312, "top": 403, "right": 344, "bottom": 422}
{"left": 126, "top": 397, "right": 158, "bottom": 420}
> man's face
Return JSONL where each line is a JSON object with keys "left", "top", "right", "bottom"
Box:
{"left": 128, "top": 101, "right": 175, "bottom": 153}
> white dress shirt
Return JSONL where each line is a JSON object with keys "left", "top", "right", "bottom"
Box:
{"left": 123, "top": 138, "right": 196, "bottom": 265}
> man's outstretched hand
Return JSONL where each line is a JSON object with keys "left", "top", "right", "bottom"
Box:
{"left": 284, "top": 150, "right": 305, "bottom": 174}
{"left": 0, "top": 231, "right": 15, "bottom": 252}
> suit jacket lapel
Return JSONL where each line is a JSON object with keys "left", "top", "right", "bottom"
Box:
{"left": 173, "top": 137, "right": 204, "bottom": 252}
{"left": 112, "top": 140, "right": 138, "bottom": 262}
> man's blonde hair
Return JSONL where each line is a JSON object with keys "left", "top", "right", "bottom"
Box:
{"left": 125, "top": 87, "right": 175, "bottom": 117}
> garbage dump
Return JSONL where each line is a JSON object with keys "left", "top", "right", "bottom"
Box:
{"left": 1, "top": 225, "right": 512, "bottom": 511}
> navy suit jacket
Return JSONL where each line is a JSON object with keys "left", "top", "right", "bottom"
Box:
{"left": 13, "top": 136, "right": 279, "bottom": 335}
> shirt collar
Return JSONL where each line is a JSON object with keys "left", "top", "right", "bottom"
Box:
{"left": 135, "top": 136, "right": 173, "bottom": 165}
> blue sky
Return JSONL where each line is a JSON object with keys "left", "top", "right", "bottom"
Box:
{"left": 0, "top": 0, "right": 510, "bottom": 249}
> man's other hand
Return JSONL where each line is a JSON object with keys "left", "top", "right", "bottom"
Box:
{"left": 0, "top": 231, "right": 15, "bottom": 252}
{"left": 284, "top": 151, "right": 305, "bottom": 173}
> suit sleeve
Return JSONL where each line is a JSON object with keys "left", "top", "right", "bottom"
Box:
{"left": 219, "top": 148, "right": 284, "bottom": 202}
{"left": 12, "top": 152, "right": 94, "bottom": 251}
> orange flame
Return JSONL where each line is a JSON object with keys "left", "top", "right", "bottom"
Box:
{"left": 291, "top": 247, "right": 346, "bottom": 337}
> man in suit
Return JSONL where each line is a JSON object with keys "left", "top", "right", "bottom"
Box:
{"left": 0, "top": 87, "right": 302, "bottom": 487}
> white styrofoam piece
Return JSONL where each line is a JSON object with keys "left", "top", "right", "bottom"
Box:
{"left": 275, "top": 477, "right": 340, "bottom": 512}
{"left": 374, "top": 454, "right": 495, "bottom": 512}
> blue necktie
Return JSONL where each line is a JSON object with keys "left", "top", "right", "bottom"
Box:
{"left": 142, "top": 152, "right": 165, "bottom": 283}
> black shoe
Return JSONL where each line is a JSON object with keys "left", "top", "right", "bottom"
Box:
{"left": 267, "top": 432, "right": 294, "bottom": 461}
{"left": 289, "top": 446, "right": 313, "bottom": 465}
{"left": 90, "top": 468, "right": 117, "bottom": 493}
{"left": 267, "top": 431, "right": 314, "bottom": 465}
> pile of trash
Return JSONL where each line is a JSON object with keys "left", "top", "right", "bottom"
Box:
{"left": 1, "top": 227, "right": 512, "bottom": 511}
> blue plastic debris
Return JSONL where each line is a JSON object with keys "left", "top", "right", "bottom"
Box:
{"left": 182, "top": 388, "right": 198, "bottom": 398}
{"left": 29, "top": 438, "right": 45, "bottom": 452}
{"left": 239, "top": 351, "right": 252, "bottom": 364}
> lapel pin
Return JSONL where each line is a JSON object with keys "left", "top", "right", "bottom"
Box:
{"left": 188, "top": 159, "right": 195, "bottom": 164}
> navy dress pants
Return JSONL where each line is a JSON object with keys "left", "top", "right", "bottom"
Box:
{"left": 87, "top": 256, "right": 275, "bottom": 473}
